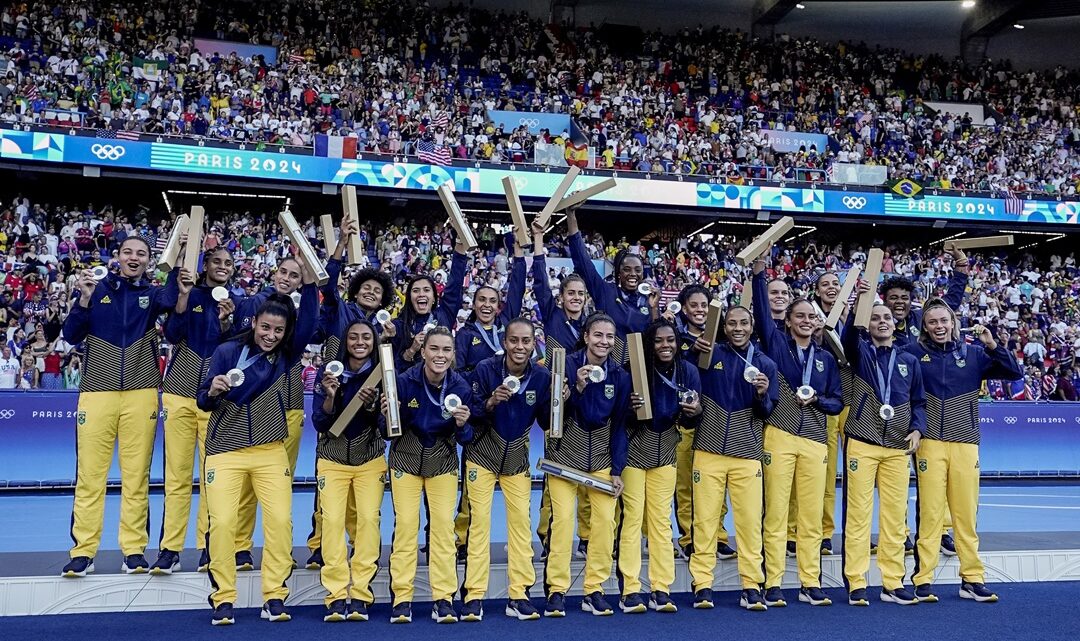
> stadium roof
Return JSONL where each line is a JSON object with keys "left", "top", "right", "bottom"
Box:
{"left": 504, "top": 0, "right": 1080, "bottom": 68}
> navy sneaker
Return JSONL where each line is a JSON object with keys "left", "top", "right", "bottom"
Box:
{"left": 848, "top": 588, "right": 870, "bottom": 606}
{"left": 575, "top": 539, "right": 589, "bottom": 559}
{"left": 305, "top": 548, "right": 323, "bottom": 570}
{"left": 544, "top": 592, "right": 566, "bottom": 618}
{"left": 799, "top": 586, "right": 833, "bottom": 606}
{"left": 820, "top": 539, "right": 833, "bottom": 555}
{"left": 717, "top": 542, "right": 737, "bottom": 560}
{"left": 582, "top": 591, "right": 614, "bottom": 616}
{"left": 122, "top": 554, "right": 149, "bottom": 574}
{"left": 739, "top": 588, "right": 768, "bottom": 611}
{"left": 505, "top": 598, "right": 540, "bottom": 620}
{"left": 457, "top": 544, "right": 468, "bottom": 564}
{"left": 959, "top": 582, "right": 999, "bottom": 603}
{"left": 347, "top": 600, "right": 369, "bottom": 621}
{"left": 941, "top": 533, "right": 958, "bottom": 557}
{"left": 149, "top": 549, "right": 180, "bottom": 575}
{"left": 785, "top": 540, "right": 797, "bottom": 557}
{"left": 324, "top": 599, "right": 347, "bottom": 622}
{"left": 915, "top": 584, "right": 939, "bottom": 603}
{"left": 905, "top": 536, "right": 915, "bottom": 555}
{"left": 432, "top": 599, "right": 458, "bottom": 623}
{"left": 235, "top": 550, "right": 255, "bottom": 571}
{"left": 764, "top": 586, "right": 787, "bottom": 607}
{"left": 212, "top": 602, "right": 235, "bottom": 626}
{"left": 390, "top": 602, "right": 412, "bottom": 623}
{"left": 693, "top": 588, "right": 714, "bottom": 609}
{"left": 460, "top": 599, "right": 483, "bottom": 622}
{"left": 679, "top": 543, "right": 694, "bottom": 561}
{"left": 649, "top": 591, "right": 678, "bottom": 613}
{"left": 261, "top": 599, "right": 291, "bottom": 622}
{"left": 619, "top": 592, "right": 647, "bottom": 614}
{"left": 197, "top": 549, "right": 210, "bottom": 572}
{"left": 880, "top": 587, "right": 918, "bottom": 605}
{"left": 61, "top": 556, "right": 94, "bottom": 578}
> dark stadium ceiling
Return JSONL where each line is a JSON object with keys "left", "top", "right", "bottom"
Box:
{"left": 483, "top": 0, "right": 1080, "bottom": 67}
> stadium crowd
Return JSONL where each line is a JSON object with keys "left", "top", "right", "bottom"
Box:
{"left": 2, "top": 0, "right": 1080, "bottom": 194}
{"left": 0, "top": 191, "right": 1077, "bottom": 399}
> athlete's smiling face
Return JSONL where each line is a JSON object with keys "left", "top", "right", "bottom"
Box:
{"left": 253, "top": 312, "right": 287, "bottom": 352}
{"left": 274, "top": 259, "right": 302, "bottom": 295}
{"left": 473, "top": 287, "right": 500, "bottom": 325}
{"left": 685, "top": 292, "right": 709, "bottom": 327}
{"left": 118, "top": 239, "right": 149, "bottom": 278}
{"left": 654, "top": 325, "right": 677, "bottom": 364}
{"left": 346, "top": 323, "right": 376, "bottom": 364}
{"left": 724, "top": 307, "right": 753, "bottom": 348}
{"left": 356, "top": 279, "right": 384, "bottom": 312}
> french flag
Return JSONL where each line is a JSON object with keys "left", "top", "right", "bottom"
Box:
{"left": 314, "top": 134, "right": 358, "bottom": 159}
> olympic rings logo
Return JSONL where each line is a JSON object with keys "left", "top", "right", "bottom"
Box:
{"left": 518, "top": 118, "right": 540, "bottom": 128}
{"left": 1004, "top": 416, "right": 1017, "bottom": 425}
{"left": 842, "top": 196, "right": 867, "bottom": 210}
{"left": 90, "top": 144, "right": 126, "bottom": 160}
{"left": 0, "top": 409, "right": 14, "bottom": 419}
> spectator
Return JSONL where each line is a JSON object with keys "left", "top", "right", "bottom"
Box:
{"left": 17, "top": 351, "right": 38, "bottom": 389}
{"left": 0, "top": 345, "right": 18, "bottom": 388}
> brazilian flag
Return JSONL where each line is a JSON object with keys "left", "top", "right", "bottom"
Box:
{"left": 890, "top": 178, "right": 923, "bottom": 199}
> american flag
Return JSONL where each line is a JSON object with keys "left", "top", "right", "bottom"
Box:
{"left": 432, "top": 111, "right": 449, "bottom": 129}
{"left": 20, "top": 84, "right": 39, "bottom": 101}
{"left": 416, "top": 139, "right": 451, "bottom": 166}
{"left": 289, "top": 52, "right": 305, "bottom": 64}
{"left": 96, "top": 128, "right": 141, "bottom": 141}
{"left": 1004, "top": 190, "right": 1024, "bottom": 216}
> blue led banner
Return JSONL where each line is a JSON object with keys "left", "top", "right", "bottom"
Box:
{"left": 2, "top": 128, "right": 1078, "bottom": 226}
{"left": 0, "top": 393, "right": 1077, "bottom": 485}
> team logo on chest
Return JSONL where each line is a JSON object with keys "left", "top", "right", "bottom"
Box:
{"left": 898, "top": 363, "right": 909, "bottom": 377}
{"left": 910, "top": 326, "right": 919, "bottom": 336}
{"left": 138, "top": 295, "right": 150, "bottom": 309}
{"left": 604, "top": 384, "right": 615, "bottom": 399}
{"left": 525, "top": 390, "right": 536, "bottom": 406}
{"left": 815, "top": 359, "right": 824, "bottom": 372}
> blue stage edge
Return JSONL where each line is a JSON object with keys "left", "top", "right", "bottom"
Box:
{"left": 0, "top": 392, "right": 1078, "bottom": 487}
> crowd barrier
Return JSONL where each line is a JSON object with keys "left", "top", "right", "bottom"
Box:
{"left": 0, "top": 391, "right": 1077, "bottom": 487}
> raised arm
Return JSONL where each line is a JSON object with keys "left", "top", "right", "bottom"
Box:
{"left": 436, "top": 248, "right": 469, "bottom": 326}
{"left": 752, "top": 268, "right": 783, "bottom": 351}
{"left": 499, "top": 255, "right": 527, "bottom": 323}
{"left": 289, "top": 283, "right": 319, "bottom": 362}
{"left": 566, "top": 210, "right": 613, "bottom": 310}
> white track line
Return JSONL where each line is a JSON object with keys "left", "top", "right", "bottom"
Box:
{"left": 977, "top": 503, "right": 1080, "bottom": 510}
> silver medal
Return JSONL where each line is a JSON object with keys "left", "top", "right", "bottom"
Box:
{"left": 226, "top": 368, "right": 245, "bottom": 387}
{"left": 325, "top": 360, "right": 345, "bottom": 377}
{"left": 503, "top": 376, "right": 521, "bottom": 393}
{"left": 796, "top": 385, "right": 816, "bottom": 401}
